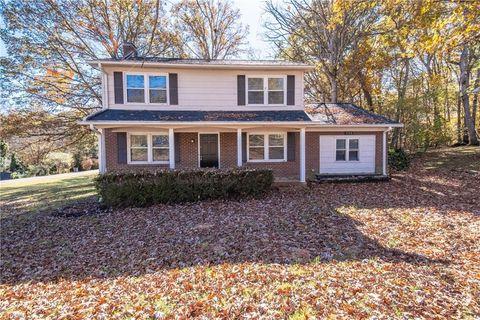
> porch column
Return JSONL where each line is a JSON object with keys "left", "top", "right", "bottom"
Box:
{"left": 237, "top": 128, "right": 242, "bottom": 167}
{"left": 169, "top": 128, "right": 175, "bottom": 169}
{"left": 300, "top": 128, "right": 306, "bottom": 183}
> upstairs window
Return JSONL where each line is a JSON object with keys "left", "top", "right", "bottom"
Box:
{"left": 125, "top": 74, "right": 168, "bottom": 104}
{"left": 126, "top": 75, "right": 145, "bottom": 103}
{"left": 149, "top": 76, "right": 167, "bottom": 103}
{"left": 336, "top": 138, "right": 359, "bottom": 161}
{"left": 247, "top": 76, "right": 285, "bottom": 105}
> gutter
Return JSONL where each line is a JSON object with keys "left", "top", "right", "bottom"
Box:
{"left": 79, "top": 120, "right": 403, "bottom": 128}
{"left": 87, "top": 60, "right": 315, "bottom": 71}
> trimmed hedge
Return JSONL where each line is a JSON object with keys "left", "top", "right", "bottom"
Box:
{"left": 388, "top": 148, "right": 410, "bottom": 171}
{"left": 95, "top": 168, "right": 274, "bottom": 208}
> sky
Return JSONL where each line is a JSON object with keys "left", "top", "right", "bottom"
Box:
{"left": 0, "top": 0, "right": 273, "bottom": 59}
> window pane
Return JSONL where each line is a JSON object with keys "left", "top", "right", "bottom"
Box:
{"left": 249, "top": 147, "right": 264, "bottom": 160}
{"left": 248, "top": 78, "right": 263, "bottom": 90}
{"left": 153, "top": 148, "right": 169, "bottom": 161}
{"left": 336, "top": 150, "right": 346, "bottom": 161}
{"left": 149, "top": 90, "right": 167, "bottom": 103}
{"left": 268, "top": 91, "right": 284, "bottom": 104}
{"left": 269, "top": 134, "right": 284, "bottom": 146}
{"left": 268, "top": 78, "right": 284, "bottom": 90}
{"left": 249, "top": 135, "right": 264, "bottom": 147}
{"left": 336, "top": 139, "right": 346, "bottom": 149}
{"left": 269, "top": 147, "right": 284, "bottom": 159}
{"left": 126, "top": 75, "right": 144, "bottom": 88}
{"left": 349, "top": 150, "right": 359, "bottom": 161}
{"left": 149, "top": 76, "right": 166, "bottom": 89}
{"left": 127, "top": 89, "right": 145, "bottom": 103}
{"left": 130, "top": 135, "right": 148, "bottom": 147}
{"left": 131, "top": 148, "right": 147, "bottom": 161}
{"left": 152, "top": 135, "right": 169, "bottom": 148}
{"left": 248, "top": 91, "right": 264, "bottom": 104}
{"left": 349, "top": 139, "right": 359, "bottom": 149}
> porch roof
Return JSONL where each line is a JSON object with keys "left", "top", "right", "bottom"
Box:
{"left": 84, "top": 110, "right": 312, "bottom": 122}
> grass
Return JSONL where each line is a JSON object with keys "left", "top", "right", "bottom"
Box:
{"left": 0, "top": 171, "right": 97, "bottom": 215}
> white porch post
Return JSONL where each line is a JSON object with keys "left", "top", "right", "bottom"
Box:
{"left": 300, "top": 128, "right": 306, "bottom": 183}
{"left": 99, "top": 128, "right": 106, "bottom": 173}
{"left": 383, "top": 130, "right": 387, "bottom": 175}
{"left": 169, "top": 128, "right": 175, "bottom": 169}
{"left": 237, "top": 128, "right": 242, "bottom": 167}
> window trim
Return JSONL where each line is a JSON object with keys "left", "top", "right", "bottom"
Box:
{"left": 127, "top": 132, "right": 170, "bottom": 164}
{"left": 124, "top": 72, "right": 169, "bottom": 105}
{"left": 335, "top": 138, "right": 360, "bottom": 162}
{"left": 246, "top": 75, "right": 287, "bottom": 106}
{"left": 247, "top": 132, "right": 287, "bottom": 162}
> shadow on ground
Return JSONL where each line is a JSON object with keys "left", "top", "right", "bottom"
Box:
{"left": 1, "top": 147, "right": 478, "bottom": 285}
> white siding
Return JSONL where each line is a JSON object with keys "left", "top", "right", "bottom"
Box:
{"left": 103, "top": 66, "right": 304, "bottom": 111}
{"left": 319, "top": 135, "right": 376, "bottom": 174}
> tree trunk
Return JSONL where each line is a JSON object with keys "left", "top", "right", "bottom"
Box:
{"left": 392, "top": 58, "right": 410, "bottom": 149}
{"left": 330, "top": 75, "right": 338, "bottom": 103}
{"left": 459, "top": 44, "right": 479, "bottom": 145}
{"left": 457, "top": 92, "right": 462, "bottom": 144}
{"left": 472, "top": 68, "right": 479, "bottom": 128}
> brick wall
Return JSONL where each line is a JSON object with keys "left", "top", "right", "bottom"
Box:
{"left": 104, "top": 129, "right": 386, "bottom": 179}
{"left": 219, "top": 133, "right": 238, "bottom": 168}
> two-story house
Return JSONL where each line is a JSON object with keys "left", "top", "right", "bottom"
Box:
{"left": 81, "top": 44, "right": 401, "bottom": 182}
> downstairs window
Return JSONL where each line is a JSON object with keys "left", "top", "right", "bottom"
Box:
{"left": 336, "top": 138, "right": 359, "bottom": 161}
{"left": 128, "top": 133, "right": 169, "bottom": 163}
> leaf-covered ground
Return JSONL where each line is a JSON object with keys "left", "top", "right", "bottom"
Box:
{"left": 1, "top": 147, "right": 479, "bottom": 319}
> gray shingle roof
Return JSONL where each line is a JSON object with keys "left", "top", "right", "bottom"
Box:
{"left": 305, "top": 103, "right": 398, "bottom": 125}
{"left": 83, "top": 104, "right": 398, "bottom": 125}
{"left": 90, "top": 57, "right": 311, "bottom": 67}
{"left": 85, "top": 110, "right": 312, "bottom": 122}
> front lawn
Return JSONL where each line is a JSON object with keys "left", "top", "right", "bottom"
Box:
{"left": 1, "top": 147, "right": 479, "bottom": 318}
{"left": 0, "top": 171, "right": 97, "bottom": 215}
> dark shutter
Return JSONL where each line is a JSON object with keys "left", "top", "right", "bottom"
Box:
{"left": 287, "top": 75, "right": 295, "bottom": 105}
{"left": 287, "top": 132, "right": 295, "bottom": 161}
{"left": 117, "top": 132, "right": 127, "bottom": 164}
{"left": 237, "top": 75, "right": 246, "bottom": 106}
{"left": 169, "top": 73, "right": 178, "bottom": 105}
{"left": 113, "top": 72, "right": 124, "bottom": 104}
{"left": 242, "top": 132, "right": 247, "bottom": 163}
{"left": 174, "top": 133, "right": 180, "bottom": 163}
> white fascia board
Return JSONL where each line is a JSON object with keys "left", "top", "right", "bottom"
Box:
{"left": 87, "top": 60, "right": 315, "bottom": 71}
{"left": 79, "top": 120, "right": 403, "bottom": 128}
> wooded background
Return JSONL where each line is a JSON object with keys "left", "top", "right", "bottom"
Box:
{"left": 0, "top": 0, "right": 479, "bottom": 176}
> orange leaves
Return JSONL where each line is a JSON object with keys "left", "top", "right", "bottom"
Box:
{"left": 1, "top": 147, "right": 479, "bottom": 318}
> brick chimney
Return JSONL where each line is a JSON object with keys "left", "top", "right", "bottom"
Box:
{"left": 122, "top": 42, "right": 137, "bottom": 59}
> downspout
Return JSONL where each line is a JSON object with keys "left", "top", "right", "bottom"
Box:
{"left": 90, "top": 124, "right": 106, "bottom": 174}
{"left": 383, "top": 127, "right": 393, "bottom": 176}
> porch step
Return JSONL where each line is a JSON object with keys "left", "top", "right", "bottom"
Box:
{"left": 314, "top": 174, "right": 390, "bottom": 184}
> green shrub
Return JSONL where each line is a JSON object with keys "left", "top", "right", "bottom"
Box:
{"left": 95, "top": 168, "right": 274, "bottom": 208}
{"left": 388, "top": 148, "right": 410, "bottom": 171}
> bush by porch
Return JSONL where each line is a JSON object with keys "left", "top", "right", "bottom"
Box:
{"left": 95, "top": 168, "right": 273, "bottom": 207}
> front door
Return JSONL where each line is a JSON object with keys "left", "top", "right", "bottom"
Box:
{"left": 199, "top": 134, "right": 219, "bottom": 168}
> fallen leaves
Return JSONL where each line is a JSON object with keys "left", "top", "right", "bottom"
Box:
{"left": 1, "top": 147, "right": 479, "bottom": 318}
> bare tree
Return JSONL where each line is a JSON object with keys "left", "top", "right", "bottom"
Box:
{"left": 264, "top": 0, "right": 379, "bottom": 103}
{"left": 172, "top": 0, "right": 248, "bottom": 60}
{"left": 0, "top": 0, "right": 180, "bottom": 153}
